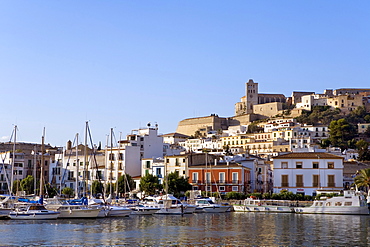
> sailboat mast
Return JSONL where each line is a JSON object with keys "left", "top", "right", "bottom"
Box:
{"left": 205, "top": 152, "right": 208, "bottom": 196}
{"left": 110, "top": 128, "right": 113, "bottom": 196}
{"left": 39, "top": 128, "right": 45, "bottom": 197}
{"left": 84, "top": 121, "right": 88, "bottom": 197}
{"left": 75, "top": 133, "right": 79, "bottom": 198}
{"left": 33, "top": 145, "right": 37, "bottom": 195}
{"left": 10, "top": 125, "right": 16, "bottom": 196}
{"left": 116, "top": 132, "right": 121, "bottom": 198}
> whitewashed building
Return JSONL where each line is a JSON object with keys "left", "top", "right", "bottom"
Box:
{"left": 273, "top": 152, "right": 344, "bottom": 196}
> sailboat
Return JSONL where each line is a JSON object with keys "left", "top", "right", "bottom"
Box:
{"left": 45, "top": 124, "right": 100, "bottom": 218}
{"left": 102, "top": 128, "right": 131, "bottom": 217}
{"left": 9, "top": 128, "right": 60, "bottom": 220}
{"left": 0, "top": 126, "right": 22, "bottom": 218}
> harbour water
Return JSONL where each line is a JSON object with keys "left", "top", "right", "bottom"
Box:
{"left": 1, "top": 212, "right": 370, "bottom": 246}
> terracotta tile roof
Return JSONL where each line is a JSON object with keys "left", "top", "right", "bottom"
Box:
{"left": 274, "top": 152, "right": 343, "bottom": 159}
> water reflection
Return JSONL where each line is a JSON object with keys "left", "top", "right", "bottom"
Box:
{"left": 0, "top": 213, "right": 369, "bottom": 246}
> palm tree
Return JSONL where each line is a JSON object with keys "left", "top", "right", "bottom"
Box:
{"left": 354, "top": 168, "right": 370, "bottom": 191}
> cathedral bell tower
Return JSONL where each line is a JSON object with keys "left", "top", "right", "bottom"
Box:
{"left": 245, "top": 79, "right": 258, "bottom": 114}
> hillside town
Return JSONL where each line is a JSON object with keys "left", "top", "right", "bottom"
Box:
{"left": 1, "top": 79, "right": 370, "bottom": 199}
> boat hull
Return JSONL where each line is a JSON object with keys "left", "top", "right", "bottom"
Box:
{"left": 9, "top": 211, "right": 59, "bottom": 220}
{"left": 201, "top": 206, "right": 230, "bottom": 213}
{"left": 295, "top": 206, "right": 369, "bottom": 215}
{"left": 107, "top": 206, "right": 131, "bottom": 217}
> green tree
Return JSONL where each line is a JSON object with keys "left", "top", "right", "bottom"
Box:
{"left": 12, "top": 180, "right": 21, "bottom": 195}
{"left": 329, "top": 118, "right": 357, "bottom": 151}
{"left": 139, "top": 174, "right": 161, "bottom": 195}
{"left": 62, "top": 187, "right": 74, "bottom": 198}
{"left": 117, "top": 174, "right": 135, "bottom": 196}
{"left": 354, "top": 168, "right": 370, "bottom": 191}
{"left": 45, "top": 183, "right": 58, "bottom": 198}
{"left": 105, "top": 182, "right": 115, "bottom": 196}
{"left": 164, "top": 172, "right": 191, "bottom": 198}
{"left": 20, "top": 175, "right": 34, "bottom": 195}
{"left": 356, "top": 140, "right": 370, "bottom": 161}
{"left": 247, "top": 123, "right": 264, "bottom": 133}
{"left": 91, "top": 180, "right": 104, "bottom": 197}
{"left": 320, "top": 139, "right": 331, "bottom": 149}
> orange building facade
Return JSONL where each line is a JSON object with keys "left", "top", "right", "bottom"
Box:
{"left": 188, "top": 162, "right": 251, "bottom": 194}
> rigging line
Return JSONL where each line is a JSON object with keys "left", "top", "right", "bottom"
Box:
{"left": 0, "top": 154, "right": 11, "bottom": 195}
{"left": 60, "top": 135, "right": 78, "bottom": 193}
{"left": 9, "top": 125, "right": 18, "bottom": 143}
{"left": 87, "top": 123, "right": 105, "bottom": 201}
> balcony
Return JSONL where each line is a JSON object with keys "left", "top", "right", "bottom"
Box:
{"left": 296, "top": 183, "right": 304, "bottom": 187}
{"left": 192, "top": 180, "right": 198, "bottom": 184}
{"left": 217, "top": 180, "right": 226, "bottom": 184}
{"left": 327, "top": 183, "right": 336, "bottom": 187}
{"left": 281, "top": 183, "right": 289, "bottom": 187}
{"left": 232, "top": 180, "right": 239, "bottom": 184}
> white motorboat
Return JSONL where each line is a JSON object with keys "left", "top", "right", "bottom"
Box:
{"left": 192, "top": 197, "right": 230, "bottom": 213}
{"left": 130, "top": 205, "right": 160, "bottom": 215}
{"left": 107, "top": 205, "right": 132, "bottom": 217}
{"left": 294, "top": 190, "right": 369, "bottom": 215}
{"left": 45, "top": 198, "right": 101, "bottom": 218}
{"left": 9, "top": 204, "right": 60, "bottom": 220}
{"left": 233, "top": 197, "right": 295, "bottom": 213}
{"left": 141, "top": 194, "right": 191, "bottom": 215}
{"left": 0, "top": 195, "right": 16, "bottom": 219}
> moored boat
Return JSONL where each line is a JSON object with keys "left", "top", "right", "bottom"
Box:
{"left": 9, "top": 204, "right": 60, "bottom": 220}
{"left": 191, "top": 197, "right": 230, "bottom": 213}
{"left": 294, "top": 190, "right": 369, "bottom": 215}
{"left": 141, "top": 194, "right": 190, "bottom": 215}
{"left": 130, "top": 205, "right": 160, "bottom": 215}
{"left": 45, "top": 198, "right": 101, "bottom": 218}
{"left": 233, "top": 197, "right": 296, "bottom": 213}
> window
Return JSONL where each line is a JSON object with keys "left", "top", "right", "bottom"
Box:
{"left": 206, "top": 186, "right": 211, "bottom": 191}
{"left": 232, "top": 186, "right": 238, "bottom": 192}
{"left": 146, "top": 161, "right": 150, "bottom": 169}
{"left": 156, "top": 168, "right": 161, "bottom": 177}
{"left": 109, "top": 153, "right": 115, "bottom": 161}
{"left": 328, "top": 175, "right": 335, "bottom": 187}
{"left": 282, "top": 162, "right": 288, "bottom": 169}
{"left": 205, "top": 172, "right": 211, "bottom": 183}
{"left": 232, "top": 172, "right": 238, "bottom": 183}
{"left": 192, "top": 172, "right": 198, "bottom": 183}
{"left": 312, "top": 175, "right": 319, "bottom": 187}
{"left": 192, "top": 186, "right": 198, "bottom": 190}
{"left": 219, "top": 172, "right": 225, "bottom": 183}
{"left": 328, "top": 162, "right": 334, "bottom": 169}
{"left": 281, "top": 175, "right": 289, "bottom": 187}
{"left": 296, "top": 162, "right": 302, "bottom": 169}
{"left": 296, "top": 175, "right": 303, "bottom": 187}
{"left": 313, "top": 162, "right": 319, "bottom": 169}
{"left": 118, "top": 153, "right": 123, "bottom": 160}
{"left": 219, "top": 186, "right": 225, "bottom": 191}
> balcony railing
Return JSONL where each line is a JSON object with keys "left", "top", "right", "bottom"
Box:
{"left": 192, "top": 180, "right": 198, "bottom": 184}
{"left": 312, "top": 183, "right": 319, "bottom": 187}
{"left": 296, "top": 183, "right": 304, "bottom": 187}
{"left": 217, "top": 180, "right": 226, "bottom": 184}
{"left": 327, "top": 183, "right": 336, "bottom": 187}
{"left": 281, "top": 183, "right": 289, "bottom": 187}
{"left": 232, "top": 180, "right": 239, "bottom": 184}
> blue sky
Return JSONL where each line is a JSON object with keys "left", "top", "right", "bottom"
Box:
{"left": 0, "top": 1, "right": 369, "bottom": 147}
